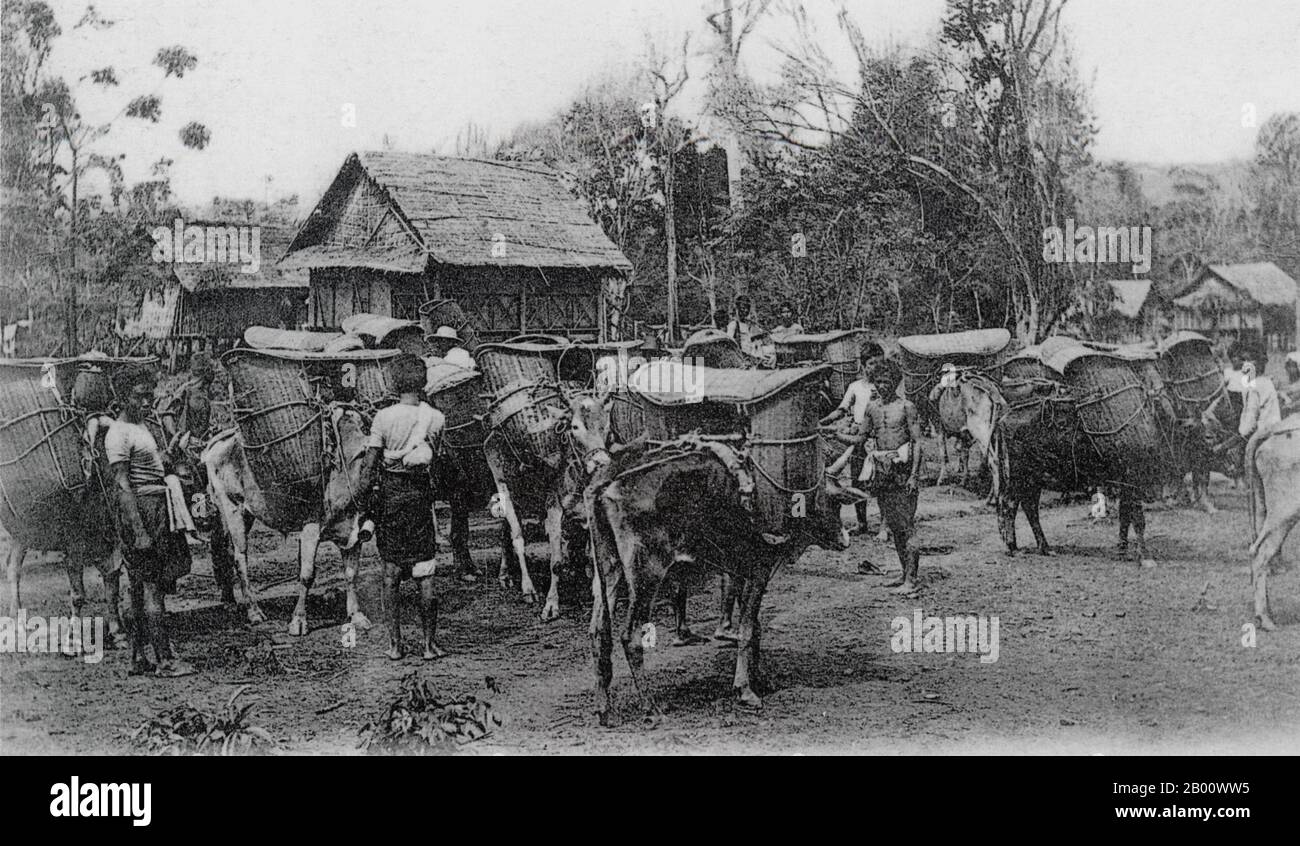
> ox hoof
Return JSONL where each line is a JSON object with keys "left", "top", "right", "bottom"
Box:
{"left": 540, "top": 601, "right": 560, "bottom": 622}
{"left": 874, "top": 530, "right": 891, "bottom": 543}
{"left": 736, "top": 687, "right": 763, "bottom": 710}
{"left": 1258, "top": 613, "right": 1277, "bottom": 632}
{"left": 288, "top": 614, "right": 309, "bottom": 637}
{"left": 597, "top": 709, "right": 613, "bottom": 728}
{"left": 521, "top": 591, "right": 537, "bottom": 607}
{"left": 350, "top": 611, "right": 372, "bottom": 631}
{"left": 1140, "top": 558, "right": 1156, "bottom": 569}
{"left": 1035, "top": 547, "right": 1055, "bottom": 557}
{"left": 246, "top": 605, "right": 267, "bottom": 625}
{"left": 497, "top": 574, "right": 513, "bottom": 590}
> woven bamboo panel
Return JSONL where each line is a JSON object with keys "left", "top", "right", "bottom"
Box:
{"left": 682, "top": 330, "right": 752, "bottom": 369}
{"left": 773, "top": 329, "right": 871, "bottom": 401}
{"left": 633, "top": 365, "right": 829, "bottom": 536}
{"left": 419, "top": 299, "right": 481, "bottom": 351}
{"left": 1048, "top": 344, "right": 1167, "bottom": 482}
{"left": 476, "top": 342, "right": 570, "bottom": 468}
{"left": 223, "top": 350, "right": 325, "bottom": 529}
{"left": 899, "top": 329, "right": 1014, "bottom": 409}
{"left": 0, "top": 359, "right": 86, "bottom": 547}
{"left": 1156, "top": 332, "right": 1227, "bottom": 420}
{"left": 426, "top": 366, "right": 494, "bottom": 493}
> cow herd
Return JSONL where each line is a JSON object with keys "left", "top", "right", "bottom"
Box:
{"left": 3, "top": 320, "right": 1299, "bottom": 724}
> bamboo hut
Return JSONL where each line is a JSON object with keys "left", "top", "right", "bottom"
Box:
{"left": 280, "top": 152, "right": 632, "bottom": 343}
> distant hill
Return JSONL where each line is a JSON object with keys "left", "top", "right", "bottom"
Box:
{"left": 1113, "top": 159, "right": 1255, "bottom": 207}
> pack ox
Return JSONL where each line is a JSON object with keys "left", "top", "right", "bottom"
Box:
{"left": 201, "top": 404, "right": 373, "bottom": 634}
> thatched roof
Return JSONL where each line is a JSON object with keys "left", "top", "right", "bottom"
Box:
{"left": 282, "top": 152, "right": 632, "bottom": 273}
{"left": 1190, "top": 262, "right": 1297, "bottom": 307}
{"left": 1104, "top": 279, "right": 1152, "bottom": 319}
{"left": 173, "top": 222, "right": 307, "bottom": 292}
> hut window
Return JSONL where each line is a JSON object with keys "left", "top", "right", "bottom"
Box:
{"left": 352, "top": 280, "right": 371, "bottom": 314}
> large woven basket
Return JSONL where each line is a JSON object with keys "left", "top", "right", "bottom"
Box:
{"left": 419, "top": 299, "right": 481, "bottom": 351}
{"left": 630, "top": 364, "right": 829, "bottom": 536}
{"left": 0, "top": 355, "right": 159, "bottom": 549}
{"left": 773, "top": 329, "right": 872, "bottom": 400}
{"left": 1039, "top": 337, "right": 1168, "bottom": 482}
{"left": 898, "top": 328, "right": 1013, "bottom": 410}
{"left": 1156, "top": 331, "right": 1227, "bottom": 421}
{"left": 0, "top": 358, "right": 87, "bottom": 546}
{"left": 222, "top": 349, "right": 397, "bottom": 528}
{"left": 425, "top": 363, "right": 494, "bottom": 493}
{"left": 476, "top": 341, "right": 571, "bottom": 469}
{"left": 681, "top": 329, "right": 754, "bottom": 369}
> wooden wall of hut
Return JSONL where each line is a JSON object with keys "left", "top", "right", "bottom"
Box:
{"left": 309, "top": 264, "right": 606, "bottom": 341}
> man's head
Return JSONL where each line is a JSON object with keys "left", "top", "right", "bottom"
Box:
{"left": 114, "top": 365, "right": 157, "bottom": 422}
{"left": 1228, "top": 341, "right": 1266, "bottom": 374}
{"left": 778, "top": 302, "right": 796, "bottom": 324}
{"left": 391, "top": 353, "right": 427, "bottom": 396}
{"left": 734, "top": 295, "right": 751, "bottom": 317}
{"left": 866, "top": 357, "right": 902, "bottom": 400}
{"left": 860, "top": 341, "right": 885, "bottom": 372}
{"left": 190, "top": 351, "right": 215, "bottom": 384}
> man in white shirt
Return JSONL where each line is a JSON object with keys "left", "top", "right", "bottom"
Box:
{"left": 361, "top": 353, "right": 447, "bottom": 661}
{"left": 106, "top": 365, "right": 195, "bottom": 678}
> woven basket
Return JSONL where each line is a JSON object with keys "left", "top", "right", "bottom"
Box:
{"left": 419, "top": 299, "right": 480, "bottom": 351}
{"left": 222, "top": 349, "right": 398, "bottom": 528}
{"left": 898, "top": 329, "right": 1013, "bottom": 410}
{"left": 476, "top": 342, "right": 570, "bottom": 469}
{"left": 1156, "top": 332, "right": 1226, "bottom": 420}
{"left": 632, "top": 365, "right": 829, "bottom": 536}
{"left": 223, "top": 350, "right": 326, "bottom": 529}
{"left": 425, "top": 365, "right": 494, "bottom": 494}
{"left": 0, "top": 359, "right": 87, "bottom": 546}
{"left": 682, "top": 330, "right": 753, "bottom": 369}
{"left": 773, "top": 329, "right": 871, "bottom": 401}
{"left": 1040, "top": 339, "right": 1168, "bottom": 482}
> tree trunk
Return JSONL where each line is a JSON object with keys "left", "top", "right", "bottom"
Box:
{"left": 664, "top": 146, "right": 679, "bottom": 344}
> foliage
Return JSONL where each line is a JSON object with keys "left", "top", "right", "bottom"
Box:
{"left": 357, "top": 673, "right": 500, "bottom": 755}
{"left": 130, "top": 686, "right": 277, "bottom": 756}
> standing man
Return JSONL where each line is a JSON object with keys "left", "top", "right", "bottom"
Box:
{"left": 770, "top": 301, "right": 804, "bottom": 340}
{"left": 360, "top": 353, "right": 448, "bottom": 661}
{"left": 106, "top": 365, "right": 195, "bottom": 677}
{"left": 852, "top": 359, "right": 923, "bottom": 595}
{"left": 820, "top": 341, "right": 887, "bottom": 538}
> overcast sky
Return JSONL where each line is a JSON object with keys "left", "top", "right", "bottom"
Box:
{"left": 35, "top": 0, "right": 1300, "bottom": 207}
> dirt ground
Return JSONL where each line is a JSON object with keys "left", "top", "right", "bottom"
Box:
{"left": 3, "top": 466, "right": 1299, "bottom": 756}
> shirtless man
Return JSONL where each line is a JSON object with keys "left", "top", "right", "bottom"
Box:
{"left": 820, "top": 342, "right": 887, "bottom": 538}
{"left": 848, "top": 359, "right": 923, "bottom": 595}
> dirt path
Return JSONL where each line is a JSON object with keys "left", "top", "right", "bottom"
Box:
{"left": 3, "top": 479, "right": 1298, "bottom": 755}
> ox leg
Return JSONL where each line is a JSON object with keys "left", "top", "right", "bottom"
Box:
{"left": 614, "top": 528, "right": 668, "bottom": 718}
{"left": 1021, "top": 490, "right": 1052, "bottom": 556}
{"left": 221, "top": 507, "right": 266, "bottom": 624}
{"left": 1117, "top": 496, "right": 1132, "bottom": 558}
{"left": 449, "top": 485, "right": 478, "bottom": 582}
{"left": 998, "top": 494, "right": 1020, "bottom": 553}
{"left": 588, "top": 527, "right": 620, "bottom": 725}
{"left": 733, "top": 566, "right": 774, "bottom": 708}
{"left": 342, "top": 544, "right": 370, "bottom": 630}
{"left": 540, "top": 497, "right": 564, "bottom": 621}
{"left": 495, "top": 486, "right": 536, "bottom": 605}
{"left": 1250, "top": 508, "right": 1299, "bottom": 632}
{"left": 1130, "top": 498, "right": 1154, "bottom": 568}
{"left": 289, "top": 523, "right": 321, "bottom": 636}
{"left": 5, "top": 543, "right": 25, "bottom": 616}
{"left": 714, "top": 573, "right": 739, "bottom": 640}
{"left": 63, "top": 549, "right": 86, "bottom": 620}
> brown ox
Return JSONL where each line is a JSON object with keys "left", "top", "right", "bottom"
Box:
{"left": 1247, "top": 416, "right": 1300, "bottom": 631}
{"left": 573, "top": 398, "right": 839, "bottom": 723}
{"left": 201, "top": 405, "right": 372, "bottom": 633}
